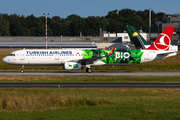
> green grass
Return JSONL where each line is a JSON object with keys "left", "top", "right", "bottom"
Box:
{"left": 0, "top": 88, "right": 180, "bottom": 119}
{"left": 0, "top": 75, "right": 180, "bottom": 83}
{"left": 1, "top": 106, "right": 179, "bottom": 120}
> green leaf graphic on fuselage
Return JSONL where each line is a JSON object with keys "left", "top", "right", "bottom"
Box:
{"left": 82, "top": 49, "right": 143, "bottom": 64}
{"left": 127, "top": 49, "right": 143, "bottom": 63}
{"left": 82, "top": 51, "right": 93, "bottom": 59}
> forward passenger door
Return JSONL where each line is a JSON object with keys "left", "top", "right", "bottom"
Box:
{"left": 20, "top": 52, "right": 25, "bottom": 60}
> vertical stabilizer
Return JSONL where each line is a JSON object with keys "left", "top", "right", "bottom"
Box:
{"left": 125, "top": 25, "right": 150, "bottom": 45}
{"left": 145, "top": 26, "right": 174, "bottom": 51}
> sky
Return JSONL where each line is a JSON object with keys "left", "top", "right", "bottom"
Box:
{"left": 0, "top": 0, "right": 179, "bottom": 18}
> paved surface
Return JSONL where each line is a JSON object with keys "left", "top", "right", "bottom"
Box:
{"left": 0, "top": 42, "right": 97, "bottom": 49}
{"left": 0, "top": 72, "right": 180, "bottom": 76}
{"left": 0, "top": 83, "right": 180, "bottom": 88}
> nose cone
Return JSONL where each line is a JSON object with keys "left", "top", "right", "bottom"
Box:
{"left": 3, "top": 56, "right": 9, "bottom": 64}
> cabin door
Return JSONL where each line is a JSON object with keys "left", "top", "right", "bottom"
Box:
{"left": 144, "top": 52, "right": 149, "bottom": 60}
{"left": 20, "top": 52, "right": 25, "bottom": 60}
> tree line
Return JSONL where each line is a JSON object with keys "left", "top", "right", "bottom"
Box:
{"left": 0, "top": 9, "right": 166, "bottom": 36}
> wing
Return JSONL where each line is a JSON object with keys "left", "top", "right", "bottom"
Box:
{"left": 68, "top": 46, "right": 116, "bottom": 65}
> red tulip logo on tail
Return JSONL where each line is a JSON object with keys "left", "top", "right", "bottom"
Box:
{"left": 154, "top": 33, "right": 170, "bottom": 50}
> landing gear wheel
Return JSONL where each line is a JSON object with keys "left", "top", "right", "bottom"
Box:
{"left": 21, "top": 65, "right": 24, "bottom": 73}
{"left": 86, "top": 68, "right": 92, "bottom": 73}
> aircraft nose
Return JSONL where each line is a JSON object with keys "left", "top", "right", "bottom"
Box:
{"left": 3, "top": 57, "right": 9, "bottom": 63}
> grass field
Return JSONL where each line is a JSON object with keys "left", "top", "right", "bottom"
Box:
{"left": 0, "top": 75, "right": 180, "bottom": 83}
{"left": 0, "top": 75, "right": 180, "bottom": 119}
{"left": 0, "top": 49, "right": 180, "bottom": 72}
{"left": 0, "top": 88, "right": 180, "bottom": 119}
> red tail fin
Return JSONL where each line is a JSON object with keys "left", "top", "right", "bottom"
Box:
{"left": 146, "top": 26, "right": 174, "bottom": 51}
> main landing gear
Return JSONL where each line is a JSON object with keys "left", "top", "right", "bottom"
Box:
{"left": 86, "top": 67, "right": 92, "bottom": 73}
{"left": 21, "top": 65, "right": 24, "bottom": 73}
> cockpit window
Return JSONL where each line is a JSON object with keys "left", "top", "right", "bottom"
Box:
{"left": 8, "top": 54, "right": 15, "bottom": 56}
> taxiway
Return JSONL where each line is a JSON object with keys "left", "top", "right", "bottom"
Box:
{"left": 0, "top": 83, "right": 180, "bottom": 88}
{"left": 0, "top": 72, "right": 180, "bottom": 76}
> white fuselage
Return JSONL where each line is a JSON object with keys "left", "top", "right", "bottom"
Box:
{"left": 3, "top": 49, "right": 177, "bottom": 66}
{"left": 3, "top": 49, "right": 84, "bottom": 65}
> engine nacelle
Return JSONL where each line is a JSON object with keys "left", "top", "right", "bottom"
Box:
{"left": 63, "top": 62, "right": 83, "bottom": 70}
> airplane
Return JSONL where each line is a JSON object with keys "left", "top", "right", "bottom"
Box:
{"left": 3, "top": 26, "right": 176, "bottom": 73}
{"left": 125, "top": 25, "right": 178, "bottom": 51}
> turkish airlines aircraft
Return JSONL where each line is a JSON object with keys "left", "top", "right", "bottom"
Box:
{"left": 3, "top": 26, "right": 176, "bottom": 73}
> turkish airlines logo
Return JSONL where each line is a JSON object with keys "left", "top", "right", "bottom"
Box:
{"left": 154, "top": 33, "right": 170, "bottom": 50}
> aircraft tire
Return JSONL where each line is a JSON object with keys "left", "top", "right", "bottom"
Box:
{"left": 86, "top": 68, "right": 92, "bottom": 73}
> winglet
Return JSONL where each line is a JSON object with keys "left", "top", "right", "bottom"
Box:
{"left": 108, "top": 46, "right": 116, "bottom": 55}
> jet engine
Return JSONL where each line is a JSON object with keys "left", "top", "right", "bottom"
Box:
{"left": 63, "top": 62, "right": 83, "bottom": 70}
